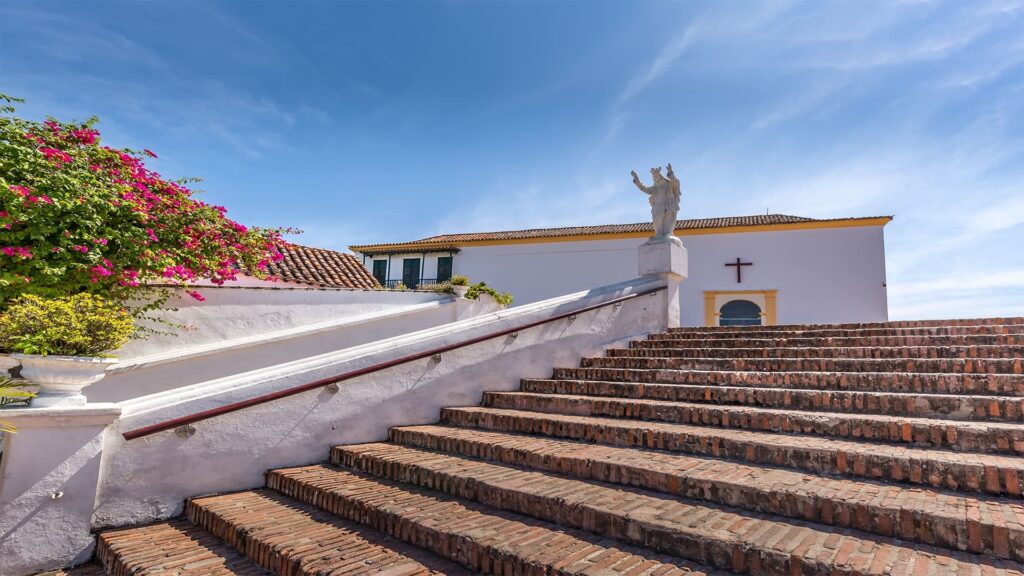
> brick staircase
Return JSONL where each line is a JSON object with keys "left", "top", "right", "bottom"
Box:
{"left": 72, "top": 317, "right": 1024, "bottom": 575}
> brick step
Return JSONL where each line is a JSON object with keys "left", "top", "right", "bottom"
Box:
{"left": 553, "top": 367, "right": 1024, "bottom": 397}
{"left": 482, "top": 392, "right": 1024, "bottom": 454}
{"left": 185, "top": 489, "right": 477, "bottom": 575}
{"left": 384, "top": 425, "right": 1024, "bottom": 560}
{"left": 619, "top": 344, "right": 1024, "bottom": 360}
{"left": 95, "top": 519, "right": 268, "bottom": 576}
{"left": 329, "top": 442, "right": 1024, "bottom": 574}
{"left": 581, "top": 355, "right": 1024, "bottom": 375}
{"left": 652, "top": 325, "right": 1024, "bottom": 340}
{"left": 521, "top": 378, "right": 1024, "bottom": 422}
{"left": 266, "top": 465, "right": 718, "bottom": 576}
{"left": 638, "top": 334, "right": 1024, "bottom": 349}
{"left": 440, "top": 407, "right": 1024, "bottom": 497}
{"left": 668, "top": 317, "right": 1024, "bottom": 333}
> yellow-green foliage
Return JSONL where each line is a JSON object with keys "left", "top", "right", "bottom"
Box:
{"left": 0, "top": 293, "right": 134, "bottom": 357}
{"left": 449, "top": 275, "right": 470, "bottom": 286}
{"left": 465, "top": 281, "right": 514, "bottom": 307}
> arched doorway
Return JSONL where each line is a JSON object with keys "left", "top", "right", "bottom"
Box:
{"left": 719, "top": 299, "right": 762, "bottom": 326}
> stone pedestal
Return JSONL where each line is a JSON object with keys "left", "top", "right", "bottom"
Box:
{"left": 638, "top": 238, "right": 688, "bottom": 329}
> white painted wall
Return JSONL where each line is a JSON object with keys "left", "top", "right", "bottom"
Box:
{"left": 92, "top": 277, "right": 665, "bottom": 532}
{"left": 119, "top": 287, "right": 447, "bottom": 360}
{"left": 362, "top": 225, "right": 888, "bottom": 325}
{"left": 95, "top": 300, "right": 479, "bottom": 403}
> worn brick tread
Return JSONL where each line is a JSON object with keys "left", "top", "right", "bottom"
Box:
{"left": 668, "top": 318, "right": 1024, "bottom": 332}
{"left": 327, "top": 442, "right": 1024, "bottom": 575}
{"left": 381, "top": 425, "right": 1024, "bottom": 559}
{"left": 617, "top": 344, "right": 1024, "bottom": 360}
{"left": 483, "top": 391, "right": 1024, "bottom": 454}
{"left": 581, "top": 355, "right": 1024, "bottom": 375}
{"left": 551, "top": 367, "right": 1024, "bottom": 396}
{"left": 639, "top": 335, "right": 1024, "bottom": 349}
{"left": 440, "top": 406, "right": 1024, "bottom": 496}
{"left": 266, "top": 465, "right": 719, "bottom": 576}
{"left": 186, "top": 489, "right": 477, "bottom": 575}
{"left": 95, "top": 519, "right": 268, "bottom": 576}
{"left": 521, "top": 378, "right": 1024, "bottom": 421}
{"left": 653, "top": 325, "right": 1024, "bottom": 339}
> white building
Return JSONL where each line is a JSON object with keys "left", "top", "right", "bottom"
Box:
{"left": 350, "top": 214, "right": 893, "bottom": 326}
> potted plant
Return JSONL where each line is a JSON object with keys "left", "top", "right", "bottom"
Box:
{"left": 0, "top": 294, "right": 134, "bottom": 407}
{"left": 450, "top": 275, "right": 471, "bottom": 298}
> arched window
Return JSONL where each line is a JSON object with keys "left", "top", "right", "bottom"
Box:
{"left": 719, "top": 299, "right": 762, "bottom": 326}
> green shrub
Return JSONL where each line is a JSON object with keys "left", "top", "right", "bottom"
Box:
{"left": 392, "top": 282, "right": 408, "bottom": 291}
{"left": 450, "top": 275, "right": 470, "bottom": 286}
{"left": 1, "top": 380, "right": 34, "bottom": 433}
{"left": 464, "top": 281, "right": 513, "bottom": 307}
{"left": 0, "top": 293, "right": 134, "bottom": 357}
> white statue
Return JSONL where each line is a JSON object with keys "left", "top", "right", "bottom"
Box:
{"left": 631, "top": 163, "right": 681, "bottom": 245}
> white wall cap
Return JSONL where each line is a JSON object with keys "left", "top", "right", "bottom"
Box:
{"left": 0, "top": 403, "right": 122, "bottom": 428}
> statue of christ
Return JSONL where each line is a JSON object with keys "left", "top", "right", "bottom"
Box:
{"left": 631, "top": 163, "right": 681, "bottom": 244}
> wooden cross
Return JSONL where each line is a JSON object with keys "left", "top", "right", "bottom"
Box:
{"left": 725, "top": 257, "right": 753, "bottom": 283}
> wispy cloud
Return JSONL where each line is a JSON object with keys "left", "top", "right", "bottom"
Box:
{"left": 617, "top": 26, "right": 699, "bottom": 106}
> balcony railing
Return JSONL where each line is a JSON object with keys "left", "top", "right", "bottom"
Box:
{"left": 380, "top": 278, "right": 445, "bottom": 290}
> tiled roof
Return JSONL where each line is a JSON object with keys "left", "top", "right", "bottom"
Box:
{"left": 266, "top": 244, "right": 380, "bottom": 289}
{"left": 350, "top": 214, "right": 891, "bottom": 251}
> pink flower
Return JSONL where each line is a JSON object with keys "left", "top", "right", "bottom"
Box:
{"left": 9, "top": 185, "right": 31, "bottom": 196}
{"left": 1, "top": 246, "right": 32, "bottom": 259}
{"left": 145, "top": 228, "right": 159, "bottom": 242}
{"left": 143, "top": 149, "right": 158, "bottom": 158}
{"left": 38, "top": 147, "right": 73, "bottom": 165}
{"left": 71, "top": 245, "right": 89, "bottom": 253}
{"left": 91, "top": 265, "right": 112, "bottom": 276}
{"left": 185, "top": 290, "right": 205, "bottom": 302}
{"left": 70, "top": 128, "right": 98, "bottom": 145}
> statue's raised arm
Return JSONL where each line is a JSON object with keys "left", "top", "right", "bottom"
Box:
{"left": 631, "top": 170, "right": 651, "bottom": 194}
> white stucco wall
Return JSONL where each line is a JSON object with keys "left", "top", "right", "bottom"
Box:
{"left": 92, "top": 277, "right": 665, "bottom": 531}
{"left": 361, "top": 225, "right": 888, "bottom": 325}
{"left": 119, "top": 286, "right": 447, "bottom": 360}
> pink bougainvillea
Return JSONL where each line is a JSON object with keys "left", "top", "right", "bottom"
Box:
{"left": 0, "top": 95, "right": 293, "bottom": 307}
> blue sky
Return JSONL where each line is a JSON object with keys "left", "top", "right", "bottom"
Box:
{"left": 2, "top": 1, "right": 1023, "bottom": 319}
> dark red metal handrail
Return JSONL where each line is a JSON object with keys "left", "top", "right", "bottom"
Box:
{"left": 122, "top": 285, "right": 665, "bottom": 440}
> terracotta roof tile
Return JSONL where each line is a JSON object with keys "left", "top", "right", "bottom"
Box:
{"left": 350, "top": 214, "right": 891, "bottom": 252}
{"left": 266, "top": 244, "right": 380, "bottom": 289}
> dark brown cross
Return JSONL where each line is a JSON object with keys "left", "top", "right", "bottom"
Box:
{"left": 725, "top": 257, "right": 753, "bottom": 283}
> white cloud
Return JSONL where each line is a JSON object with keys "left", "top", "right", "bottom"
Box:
{"left": 617, "top": 26, "right": 699, "bottom": 106}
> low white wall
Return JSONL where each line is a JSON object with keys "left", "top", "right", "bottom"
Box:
{"left": 92, "top": 298, "right": 495, "bottom": 403}
{"left": 92, "top": 276, "right": 666, "bottom": 530}
{"left": 119, "top": 287, "right": 447, "bottom": 361}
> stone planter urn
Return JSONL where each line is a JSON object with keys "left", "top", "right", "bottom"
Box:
{"left": 0, "top": 354, "right": 18, "bottom": 377}
{"left": 452, "top": 285, "right": 470, "bottom": 298}
{"left": 12, "top": 354, "right": 117, "bottom": 407}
